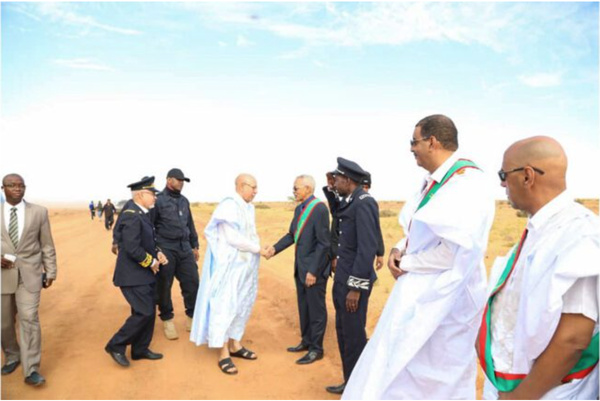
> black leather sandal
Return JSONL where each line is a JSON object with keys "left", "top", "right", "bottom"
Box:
{"left": 218, "top": 357, "right": 238, "bottom": 375}
{"left": 230, "top": 347, "right": 257, "bottom": 360}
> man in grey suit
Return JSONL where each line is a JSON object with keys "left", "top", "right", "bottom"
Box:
{"left": 1, "top": 173, "right": 57, "bottom": 386}
{"left": 266, "top": 175, "right": 331, "bottom": 365}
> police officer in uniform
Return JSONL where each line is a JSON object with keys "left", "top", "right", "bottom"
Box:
{"left": 105, "top": 176, "right": 168, "bottom": 367}
{"left": 322, "top": 172, "right": 340, "bottom": 272}
{"left": 150, "top": 168, "right": 200, "bottom": 340}
{"left": 325, "top": 158, "right": 381, "bottom": 395}
{"left": 361, "top": 171, "right": 385, "bottom": 269}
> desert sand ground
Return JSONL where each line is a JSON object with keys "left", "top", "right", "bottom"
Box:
{"left": 1, "top": 199, "right": 598, "bottom": 400}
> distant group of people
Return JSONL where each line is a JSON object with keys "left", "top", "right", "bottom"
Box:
{"left": 89, "top": 199, "right": 117, "bottom": 230}
{"left": 2, "top": 113, "right": 598, "bottom": 399}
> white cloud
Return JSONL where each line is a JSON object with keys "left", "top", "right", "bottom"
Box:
{"left": 519, "top": 72, "right": 563, "bottom": 88}
{"left": 236, "top": 34, "right": 255, "bottom": 47}
{"left": 54, "top": 58, "right": 115, "bottom": 72}
{"left": 34, "top": 3, "right": 142, "bottom": 36}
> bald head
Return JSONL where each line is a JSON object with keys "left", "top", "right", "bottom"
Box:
{"left": 505, "top": 136, "right": 567, "bottom": 187}
{"left": 235, "top": 173, "right": 258, "bottom": 203}
{"left": 502, "top": 136, "right": 568, "bottom": 215}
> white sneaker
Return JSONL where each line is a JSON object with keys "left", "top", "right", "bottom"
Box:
{"left": 163, "top": 319, "right": 178, "bottom": 340}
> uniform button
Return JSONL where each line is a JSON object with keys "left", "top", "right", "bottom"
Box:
{"left": 339, "top": 231, "right": 342, "bottom": 234}
{"left": 339, "top": 219, "right": 342, "bottom": 222}
{"left": 337, "top": 256, "right": 340, "bottom": 259}
{"left": 338, "top": 243, "right": 341, "bottom": 246}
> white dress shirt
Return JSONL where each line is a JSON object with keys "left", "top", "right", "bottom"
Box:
{"left": 3, "top": 200, "right": 26, "bottom": 243}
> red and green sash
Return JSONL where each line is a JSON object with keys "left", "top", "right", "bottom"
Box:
{"left": 477, "top": 229, "right": 599, "bottom": 392}
{"left": 294, "top": 198, "right": 323, "bottom": 243}
{"left": 417, "top": 158, "right": 480, "bottom": 212}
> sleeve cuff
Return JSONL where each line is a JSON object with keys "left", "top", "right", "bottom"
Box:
{"left": 395, "top": 238, "right": 407, "bottom": 251}
{"left": 347, "top": 275, "right": 370, "bottom": 291}
{"left": 139, "top": 253, "right": 153, "bottom": 268}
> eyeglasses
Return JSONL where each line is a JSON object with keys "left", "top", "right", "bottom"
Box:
{"left": 141, "top": 190, "right": 157, "bottom": 197}
{"left": 498, "top": 166, "right": 545, "bottom": 182}
{"left": 3, "top": 184, "right": 26, "bottom": 189}
{"left": 243, "top": 183, "right": 257, "bottom": 190}
{"left": 410, "top": 136, "right": 430, "bottom": 147}
{"left": 293, "top": 186, "right": 307, "bottom": 192}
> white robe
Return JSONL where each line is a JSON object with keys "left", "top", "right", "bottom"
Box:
{"left": 483, "top": 193, "right": 599, "bottom": 400}
{"left": 343, "top": 154, "right": 495, "bottom": 400}
{"left": 190, "top": 193, "right": 261, "bottom": 348}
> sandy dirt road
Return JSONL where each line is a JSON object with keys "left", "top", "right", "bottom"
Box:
{"left": 7, "top": 200, "right": 596, "bottom": 399}
{"left": 1, "top": 208, "right": 343, "bottom": 400}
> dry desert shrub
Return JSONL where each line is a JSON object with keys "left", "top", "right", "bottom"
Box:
{"left": 379, "top": 209, "right": 397, "bottom": 218}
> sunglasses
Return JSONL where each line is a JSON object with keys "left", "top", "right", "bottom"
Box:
{"left": 410, "top": 136, "right": 431, "bottom": 147}
{"left": 498, "top": 166, "right": 545, "bottom": 182}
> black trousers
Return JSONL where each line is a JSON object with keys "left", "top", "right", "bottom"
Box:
{"left": 332, "top": 281, "right": 371, "bottom": 382}
{"left": 107, "top": 283, "right": 156, "bottom": 356}
{"left": 105, "top": 215, "right": 115, "bottom": 230}
{"left": 295, "top": 274, "right": 327, "bottom": 353}
{"left": 156, "top": 246, "right": 199, "bottom": 321}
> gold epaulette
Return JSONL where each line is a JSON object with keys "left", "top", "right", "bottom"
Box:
{"left": 139, "top": 253, "right": 153, "bottom": 268}
{"left": 123, "top": 209, "right": 136, "bottom": 214}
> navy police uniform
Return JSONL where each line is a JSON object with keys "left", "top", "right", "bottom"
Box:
{"left": 273, "top": 195, "right": 331, "bottom": 355}
{"left": 106, "top": 177, "right": 160, "bottom": 360}
{"left": 323, "top": 171, "right": 384, "bottom": 260}
{"left": 331, "top": 158, "right": 380, "bottom": 385}
{"left": 361, "top": 171, "right": 385, "bottom": 257}
{"left": 150, "top": 168, "right": 199, "bottom": 322}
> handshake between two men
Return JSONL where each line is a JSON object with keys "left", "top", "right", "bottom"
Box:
{"left": 259, "top": 244, "right": 318, "bottom": 287}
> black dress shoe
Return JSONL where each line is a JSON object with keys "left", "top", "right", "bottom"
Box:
{"left": 325, "top": 383, "right": 346, "bottom": 395}
{"left": 131, "top": 349, "right": 163, "bottom": 360}
{"left": 296, "top": 350, "right": 323, "bottom": 365}
{"left": 24, "top": 372, "right": 46, "bottom": 387}
{"left": 105, "top": 345, "right": 130, "bottom": 367}
{"left": 1, "top": 360, "right": 20, "bottom": 375}
{"left": 287, "top": 343, "right": 309, "bottom": 353}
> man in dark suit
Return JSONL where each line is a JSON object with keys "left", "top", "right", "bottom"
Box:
{"left": 266, "top": 175, "right": 330, "bottom": 365}
{"left": 105, "top": 176, "right": 168, "bottom": 367}
{"left": 1, "top": 173, "right": 57, "bottom": 386}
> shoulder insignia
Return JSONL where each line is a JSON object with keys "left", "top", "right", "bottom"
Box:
{"left": 359, "top": 194, "right": 372, "bottom": 200}
{"left": 123, "top": 209, "right": 136, "bottom": 214}
{"left": 456, "top": 169, "right": 466, "bottom": 175}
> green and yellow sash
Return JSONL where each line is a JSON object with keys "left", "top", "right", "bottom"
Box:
{"left": 294, "top": 198, "right": 323, "bottom": 243}
{"left": 477, "top": 229, "right": 599, "bottom": 392}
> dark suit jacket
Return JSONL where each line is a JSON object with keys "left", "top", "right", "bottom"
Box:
{"left": 113, "top": 202, "right": 157, "bottom": 287}
{"left": 273, "top": 197, "right": 331, "bottom": 284}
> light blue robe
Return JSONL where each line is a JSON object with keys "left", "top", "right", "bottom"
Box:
{"left": 190, "top": 194, "right": 260, "bottom": 348}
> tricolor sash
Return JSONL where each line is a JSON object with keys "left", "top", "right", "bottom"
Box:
{"left": 477, "top": 229, "right": 599, "bottom": 392}
{"left": 405, "top": 159, "right": 480, "bottom": 250}
{"left": 417, "top": 158, "right": 480, "bottom": 212}
{"left": 294, "top": 198, "right": 323, "bottom": 243}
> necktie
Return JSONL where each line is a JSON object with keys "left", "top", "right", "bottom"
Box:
{"left": 8, "top": 207, "right": 19, "bottom": 248}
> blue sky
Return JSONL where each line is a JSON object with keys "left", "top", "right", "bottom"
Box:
{"left": 1, "top": 2, "right": 598, "bottom": 203}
